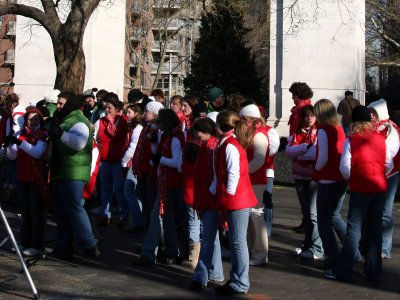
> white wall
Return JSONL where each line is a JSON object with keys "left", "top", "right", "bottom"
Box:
{"left": 269, "top": 0, "right": 365, "bottom": 136}
{"left": 13, "top": 1, "right": 126, "bottom": 106}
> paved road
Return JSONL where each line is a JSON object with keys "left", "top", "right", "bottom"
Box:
{"left": 0, "top": 186, "right": 399, "bottom": 299}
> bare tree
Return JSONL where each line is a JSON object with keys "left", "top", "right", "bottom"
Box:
{"left": 0, "top": 0, "right": 106, "bottom": 93}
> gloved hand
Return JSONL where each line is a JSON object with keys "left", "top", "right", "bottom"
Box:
{"left": 2, "top": 135, "right": 11, "bottom": 148}
{"left": 49, "top": 124, "right": 63, "bottom": 139}
{"left": 8, "top": 136, "right": 22, "bottom": 146}
{"left": 121, "top": 167, "right": 129, "bottom": 178}
{"left": 151, "top": 153, "right": 162, "bottom": 165}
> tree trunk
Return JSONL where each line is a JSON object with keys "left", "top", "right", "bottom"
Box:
{"left": 53, "top": 36, "right": 86, "bottom": 94}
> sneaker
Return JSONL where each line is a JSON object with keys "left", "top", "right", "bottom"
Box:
{"left": 23, "top": 248, "right": 42, "bottom": 257}
{"left": 158, "top": 256, "right": 176, "bottom": 265}
{"left": 249, "top": 257, "right": 268, "bottom": 266}
{"left": 83, "top": 245, "right": 100, "bottom": 259}
{"left": 131, "top": 255, "right": 154, "bottom": 266}
{"left": 215, "top": 283, "right": 247, "bottom": 295}
{"left": 292, "top": 247, "right": 302, "bottom": 256}
{"left": 324, "top": 269, "right": 337, "bottom": 280}
{"left": 300, "top": 249, "right": 324, "bottom": 260}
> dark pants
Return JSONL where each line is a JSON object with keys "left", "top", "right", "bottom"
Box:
{"left": 20, "top": 182, "right": 45, "bottom": 249}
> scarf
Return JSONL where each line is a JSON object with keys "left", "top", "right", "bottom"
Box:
{"left": 292, "top": 125, "right": 318, "bottom": 146}
{"left": 158, "top": 126, "right": 184, "bottom": 217}
{"left": 288, "top": 99, "right": 312, "bottom": 135}
{"left": 105, "top": 114, "right": 121, "bottom": 137}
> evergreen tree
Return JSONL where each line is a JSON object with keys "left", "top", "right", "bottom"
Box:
{"left": 184, "top": 0, "right": 262, "bottom": 102}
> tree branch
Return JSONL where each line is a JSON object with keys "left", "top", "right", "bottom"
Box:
{"left": 371, "top": 16, "right": 400, "bottom": 50}
{"left": 0, "top": 3, "right": 60, "bottom": 38}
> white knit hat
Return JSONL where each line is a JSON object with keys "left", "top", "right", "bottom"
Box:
{"left": 44, "top": 89, "right": 60, "bottom": 104}
{"left": 367, "top": 98, "right": 389, "bottom": 121}
{"left": 207, "top": 112, "right": 219, "bottom": 123}
{"left": 239, "top": 104, "right": 261, "bottom": 119}
{"left": 145, "top": 101, "right": 164, "bottom": 115}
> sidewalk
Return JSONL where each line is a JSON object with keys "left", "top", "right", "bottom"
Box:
{"left": 0, "top": 186, "right": 399, "bottom": 299}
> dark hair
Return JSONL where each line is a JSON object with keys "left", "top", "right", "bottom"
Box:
{"left": 192, "top": 117, "right": 217, "bottom": 136}
{"left": 239, "top": 99, "right": 257, "bottom": 108}
{"left": 96, "top": 89, "right": 108, "bottom": 100}
{"left": 227, "top": 93, "right": 245, "bottom": 113}
{"left": 126, "top": 104, "right": 143, "bottom": 128}
{"left": 128, "top": 88, "right": 144, "bottom": 103}
{"left": 104, "top": 92, "right": 123, "bottom": 110}
{"left": 289, "top": 82, "right": 313, "bottom": 100}
{"left": 345, "top": 90, "right": 353, "bottom": 96}
{"left": 183, "top": 95, "right": 198, "bottom": 110}
{"left": 170, "top": 95, "right": 183, "bottom": 106}
{"left": 296, "top": 105, "right": 315, "bottom": 132}
{"left": 151, "top": 88, "right": 165, "bottom": 99}
{"left": 216, "top": 111, "right": 240, "bottom": 133}
{"left": 5, "top": 93, "right": 19, "bottom": 107}
{"left": 24, "top": 109, "right": 44, "bottom": 129}
{"left": 157, "top": 109, "right": 181, "bottom": 132}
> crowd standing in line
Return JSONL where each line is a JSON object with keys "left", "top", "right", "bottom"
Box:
{"left": 0, "top": 82, "right": 398, "bottom": 295}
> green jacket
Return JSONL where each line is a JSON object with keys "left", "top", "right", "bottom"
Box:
{"left": 50, "top": 110, "right": 93, "bottom": 182}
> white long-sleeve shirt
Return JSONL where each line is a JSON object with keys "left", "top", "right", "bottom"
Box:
{"left": 267, "top": 127, "right": 280, "bottom": 177}
{"left": 60, "top": 122, "right": 90, "bottom": 151}
{"left": 7, "top": 136, "right": 47, "bottom": 160}
{"left": 286, "top": 134, "right": 317, "bottom": 180}
{"left": 160, "top": 137, "right": 182, "bottom": 169}
{"left": 210, "top": 135, "right": 241, "bottom": 195}
{"left": 121, "top": 124, "right": 143, "bottom": 167}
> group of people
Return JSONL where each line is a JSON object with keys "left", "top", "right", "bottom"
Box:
{"left": 286, "top": 82, "right": 399, "bottom": 283}
{"left": 0, "top": 82, "right": 398, "bottom": 294}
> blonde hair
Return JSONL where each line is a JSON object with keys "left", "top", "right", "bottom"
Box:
{"left": 314, "top": 99, "right": 339, "bottom": 126}
{"left": 350, "top": 121, "right": 374, "bottom": 136}
{"left": 236, "top": 116, "right": 265, "bottom": 149}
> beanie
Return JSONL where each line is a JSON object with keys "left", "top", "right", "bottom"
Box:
{"left": 367, "top": 98, "right": 390, "bottom": 121}
{"left": 240, "top": 104, "right": 261, "bottom": 119}
{"left": 127, "top": 89, "right": 144, "bottom": 103}
{"left": 44, "top": 89, "right": 60, "bottom": 104}
{"left": 208, "top": 87, "right": 224, "bottom": 101}
{"left": 145, "top": 101, "right": 164, "bottom": 115}
{"left": 83, "top": 89, "right": 95, "bottom": 98}
{"left": 351, "top": 106, "right": 371, "bottom": 123}
{"left": 193, "top": 103, "right": 208, "bottom": 118}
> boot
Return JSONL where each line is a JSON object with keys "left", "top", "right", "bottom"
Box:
{"left": 181, "top": 242, "right": 200, "bottom": 270}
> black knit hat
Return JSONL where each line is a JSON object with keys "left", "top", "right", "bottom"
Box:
{"left": 351, "top": 106, "right": 371, "bottom": 123}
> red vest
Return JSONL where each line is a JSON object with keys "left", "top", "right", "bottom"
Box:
{"left": 313, "top": 125, "right": 345, "bottom": 181}
{"left": 349, "top": 132, "right": 387, "bottom": 193}
{"left": 159, "top": 130, "right": 185, "bottom": 188}
{"left": 247, "top": 126, "right": 269, "bottom": 184}
{"left": 215, "top": 135, "right": 257, "bottom": 210}
{"left": 17, "top": 129, "right": 48, "bottom": 183}
{"left": 97, "top": 114, "right": 129, "bottom": 162}
{"left": 193, "top": 136, "right": 219, "bottom": 210}
{"left": 291, "top": 127, "right": 317, "bottom": 171}
{"left": 132, "top": 125, "right": 152, "bottom": 177}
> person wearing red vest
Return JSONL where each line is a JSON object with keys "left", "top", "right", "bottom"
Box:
{"left": 94, "top": 93, "right": 129, "bottom": 226}
{"left": 313, "top": 99, "right": 347, "bottom": 270}
{"left": 237, "top": 103, "right": 269, "bottom": 266}
{"left": 189, "top": 117, "right": 224, "bottom": 290}
{"left": 209, "top": 111, "right": 257, "bottom": 295}
{"left": 286, "top": 105, "right": 323, "bottom": 260}
{"left": 325, "top": 106, "right": 392, "bottom": 282}
{"left": 367, "top": 99, "right": 400, "bottom": 259}
{"left": 6, "top": 108, "right": 48, "bottom": 257}
{"left": 288, "top": 82, "right": 313, "bottom": 135}
{"left": 132, "top": 109, "right": 184, "bottom": 265}
{"left": 131, "top": 100, "right": 164, "bottom": 227}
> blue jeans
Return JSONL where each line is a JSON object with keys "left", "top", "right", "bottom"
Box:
{"left": 226, "top": 208, "right": 251, "bottom": 293}
{"left": 124, "top": 168, "right": 145, "bottom": 227}
{"left": 317, "top": 181, "right": 347, "bottom": 268}
{"left": 53, "top": 180, "right": 97, "bottom": 252}
{"left": 382, "top": 174, "right": 398, "bottom": 258}
{"left": 99, "top": 161, "right": 128, "bottom": 220}
{"left": 141, "top": 189, "right": 179, "bottom": 262}
{"left": 4, "top": 158, "right": 18, "bottom": 188}
{"left": 264, "top": 177, "right": 274, "bottom": 236}
{"left": 193, "top": 210, "right": 224, "bottom": 285}
{"left": 187, "top": 205, "right": 201, "bottom": 243}
{"left": 335, "top": 191, "right": 385, "bottom": 281}
{"left": 295, "top": 179, "right": 323, "bottom": 256}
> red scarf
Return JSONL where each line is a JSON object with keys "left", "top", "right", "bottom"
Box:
{"left": 288, "top": 99, "right": 312, "bottom": 135}
{"left": 158, "top": 126, "right": 184, "bottom": 216}
{"left": 105, "top": 114, "right": 121, "bottom": 137}
{"left": 292, "top": 125, "right": 317, "bottom": 146}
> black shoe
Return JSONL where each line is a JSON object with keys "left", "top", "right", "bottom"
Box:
{"left": 98, "top": 217, "right": 112, "bottom": 226}
{"left": 83, "top": 245, "right": 100, "bottom": 259}
{"left": 188, "top": 280, "right": 204, "bottom": 290}
{"left": 215, "top": 283, "right": 246, "bottom": 295}
{"left": 158, "top": 256, "right": 176, "bottom": 265}
{"left": 131, "top": 255, "right": 154, "bottom": 266}
{"left": 292, "top": 223, "right": 304, "bottom": 233}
